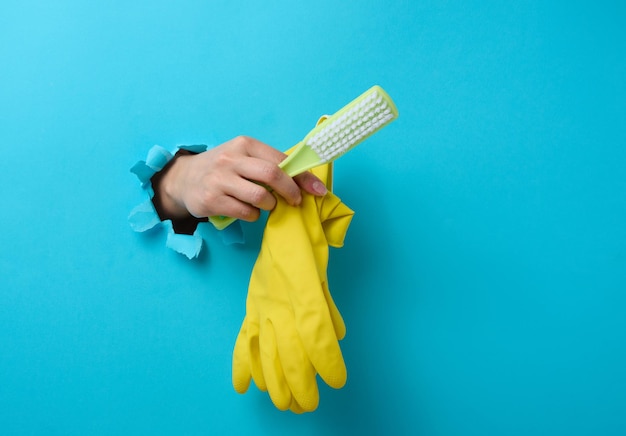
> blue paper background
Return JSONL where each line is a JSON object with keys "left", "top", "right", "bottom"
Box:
{"left": 1, "top": 1, "right": 625, "bottom": 434}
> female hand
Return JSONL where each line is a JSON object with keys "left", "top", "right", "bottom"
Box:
{"left": 152, "top": 136, "right": 328, "bottom": 224}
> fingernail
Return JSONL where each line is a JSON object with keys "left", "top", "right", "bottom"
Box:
{"left": 312, "top": 181, "right": 327, "bottom": 195}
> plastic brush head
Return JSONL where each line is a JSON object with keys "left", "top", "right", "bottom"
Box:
{"left": 303, "top": 85, "right": 398, "bottom": 163}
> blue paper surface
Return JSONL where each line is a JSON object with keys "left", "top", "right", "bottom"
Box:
{"left": 1, "top": 1, "right": 625, "bottom": 435}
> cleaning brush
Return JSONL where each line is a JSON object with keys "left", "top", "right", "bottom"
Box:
{"left": 209, "top": 85, "right": 398, "bottom": 230}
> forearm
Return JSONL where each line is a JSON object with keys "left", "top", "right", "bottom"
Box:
{"left": 150, "top": 150, "right": 207, "bottom": 235}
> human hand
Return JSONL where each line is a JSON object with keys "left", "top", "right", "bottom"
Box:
{"left": 152, "top": 136, "right": 328, "bottom": 223}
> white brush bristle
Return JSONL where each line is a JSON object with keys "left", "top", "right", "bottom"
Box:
{"left": 305, "top": 90, "right": 395, "bottom": 163}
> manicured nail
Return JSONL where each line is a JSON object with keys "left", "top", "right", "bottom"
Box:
{"left": 312, "top": 181, "right": 327, "bottom": 195}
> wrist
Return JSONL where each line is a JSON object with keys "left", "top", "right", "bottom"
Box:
{"left": 151, "top": 151, "right": 193, "bottom": 220}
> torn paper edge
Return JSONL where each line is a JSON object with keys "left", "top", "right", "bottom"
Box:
{"left": 128, "top": 144, "right": 244, "bottom": 259}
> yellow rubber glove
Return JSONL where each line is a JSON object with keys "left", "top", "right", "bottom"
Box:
{"left": 232, "top": 159, "right": 354, "bottom": 413}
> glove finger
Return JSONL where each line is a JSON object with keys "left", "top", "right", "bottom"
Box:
{"left": 274, "top": 316, "right": 319, "bottom": 412}
{"left": 260, "top": 319, "right": 292, "bottom": 411}
{"left": 322, "top": 281, "right": 346, "bottom": 340}
{"left": 318, "top": 194, "right": 355, "bottom": 248}
{"left": 294, "top": 294, "right": 347, "bottom": 390}
{"left": 289, "top": 397, "right": 307, "bottom": 414}
{"left": 232, "top": 319, "right": 252, "bottom": 393}
{"left": 246, "top": 317, "right": 267, "bottom": 392}
{"left": 308, "top": 335, "right": 347, "bottom": 390}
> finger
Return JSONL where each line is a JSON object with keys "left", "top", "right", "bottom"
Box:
{"left": 236, "top": 135, "right": 288, "bottom": 166}
{"left": 211, "top": 195, "right": 262, "bottom": 222}
{"left": 235, "top": 157, "right": 302, "bottom": 206}
{"left": 322, "top": 281, "right": 346, "bottom": 340}
{"left": 274, "top": 313, "right": 319, "bottom": 412}
{"left": 232, "top": 319, "right": 252, "bottom": 393}
{"left": 298, "top": 310, "right": 347, "bottom": 390}
{"left": 225, "top": 177, "right": 277, "bottom": 212}
{"left": 260, "top": 320, "right": 292, "bottom": 411}
{"left": 291, "top": 283, "right": 347, "bottom": 389}
{"left": 317, "top": 193, "right": 355, "bottom": 248}
{"left": 246, "top": 318, "right": 267, "bottom": 392}
{"left": 289, "top": 397, "right": 306, "bottom": 414}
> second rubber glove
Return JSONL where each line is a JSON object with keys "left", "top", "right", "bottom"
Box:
{"left": 232, "top": 160, "right": 354, "bottom": 413}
